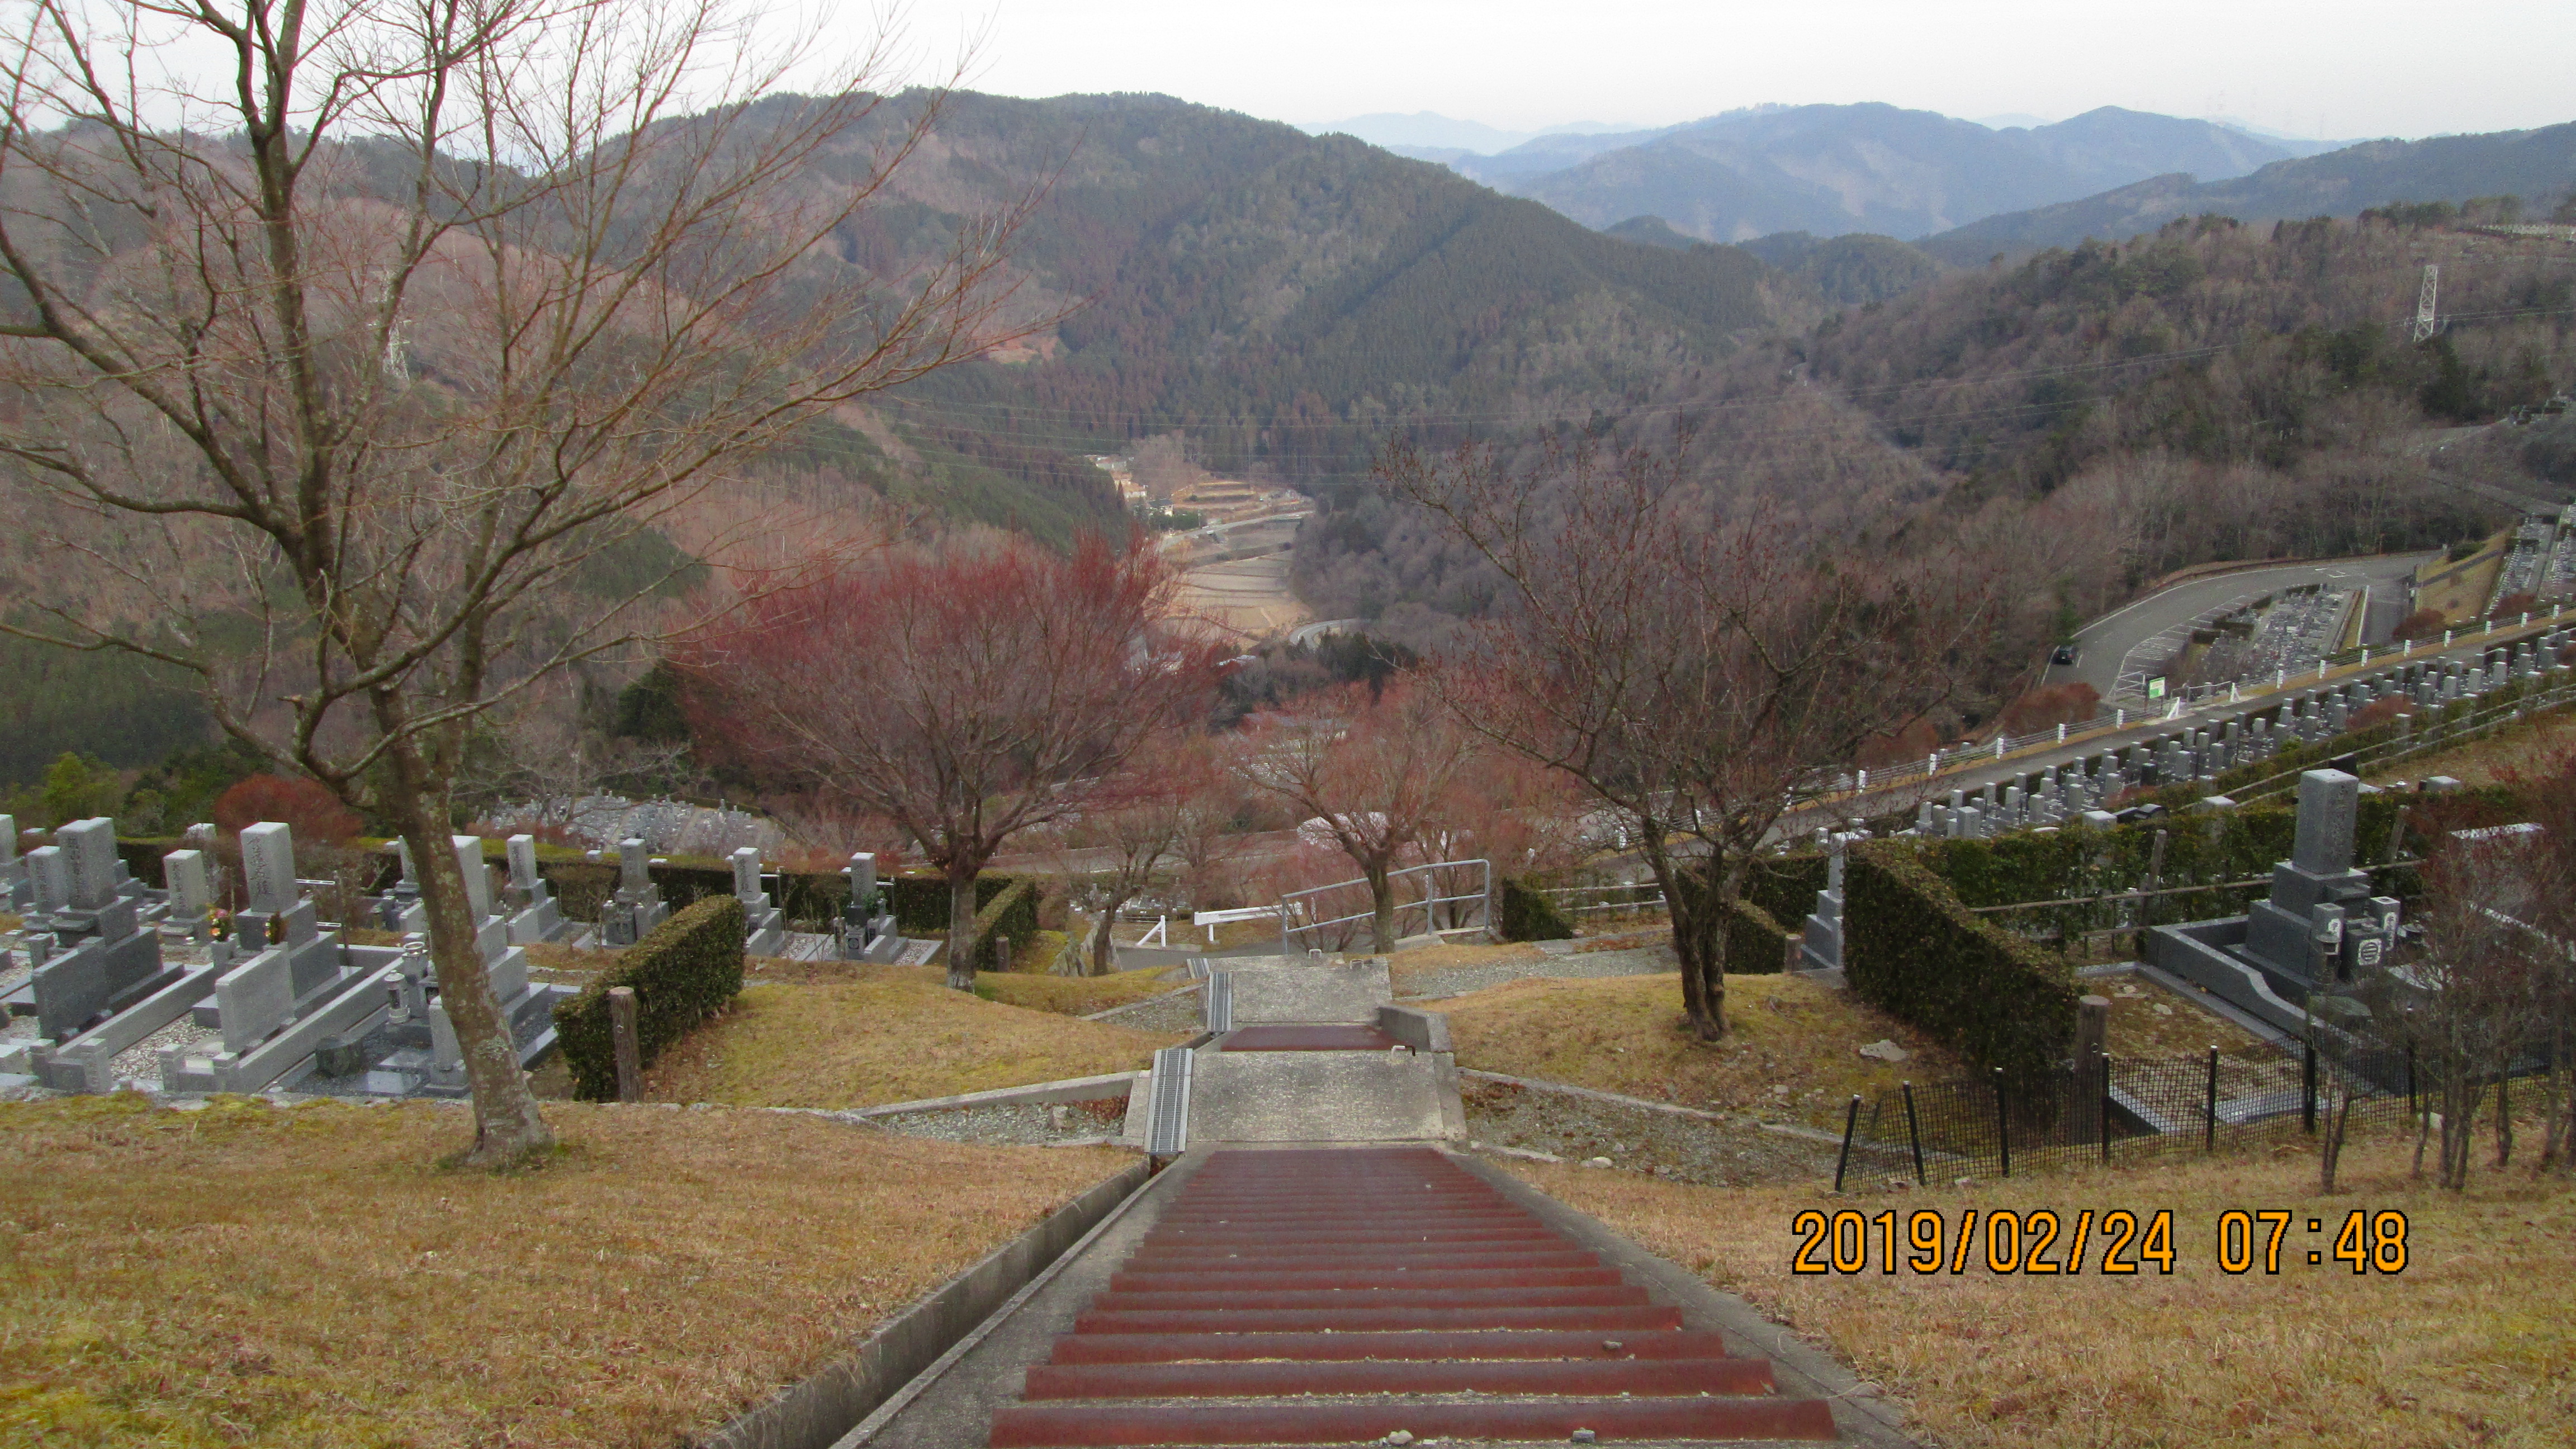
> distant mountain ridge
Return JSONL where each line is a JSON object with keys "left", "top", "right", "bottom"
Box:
{"left": 1922, "top": 122, "right": 2576, "bottom": 257}
{"left": 1474, "top": 103, "right": 2309, "bottom": 242}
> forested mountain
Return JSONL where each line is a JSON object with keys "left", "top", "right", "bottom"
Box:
{"left": 1431, "top": 105, "right": 2305, "bottom": 243}
{"left": 1925, "top": 122, "right": 2576, "bottom": 257}
{"left": 836, "top": 92, "right": 1776, "bottom": 499}
{"left": 1294, "top": 213, "right": 2575, "bottom": 726}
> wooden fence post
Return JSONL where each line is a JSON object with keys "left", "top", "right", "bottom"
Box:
{"left": 609, "top": 985, "right": 642, "bottom": 1104}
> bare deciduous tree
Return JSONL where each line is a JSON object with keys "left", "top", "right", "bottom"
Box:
{"left": 1233, "top": 679, "right": 1481, "bottom": 954}
{"left": 0, "top": 0, "right": 1030, "bottom": 1164}
{"left": 1384, "top": 435, "right": 1990, "bottom": 1038}
{"left": 678, "top": 535, "right": 1222, "bottom": 989}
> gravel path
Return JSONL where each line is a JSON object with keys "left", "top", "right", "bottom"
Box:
{"left": 1398, "top": 941, "right": 1679, "bottom": 1001}
{"left": 872, "top": 1098, "right": 1130, "bottom": 1147}
{"left": 1463, "top": 1078, "right": 1838, "bottom": 1188}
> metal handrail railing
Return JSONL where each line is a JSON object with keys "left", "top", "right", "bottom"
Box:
{"left": 1278, "top": 859, "right": 1492, "bottom": 952}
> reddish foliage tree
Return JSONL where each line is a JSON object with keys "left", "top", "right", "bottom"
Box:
{"left": 1998, "top": 681, "right": 2102, "bottom": 735}
{"left": 2393, "top": 607, "right": 2449, "bottom": 641}
{"left": 679, "top": 536, "right": 1221, "bottom": 988}
{"left": 212, "top": 775, "right": 363, "bottom": 846}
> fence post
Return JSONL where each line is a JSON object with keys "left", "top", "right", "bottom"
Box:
{"left": 2406, "top": 1044, "right": 2417, "bottom": 1116}
{"left": 1993, "top": 1068, "right": 2011, "bottom": 1178}
{"left": 2099, "top": 1052, "right": 2114, "bottom": 1164}
{"left": 1901, "top": 1081, "right": 1925, "bottom": 1186}
{"left": 609, "top": 985, "right": 642, "bottom": 1104}
{"left": 2302, "top": 1039, "right": 2317, "bottom": 1135}
{"left": 2205, "top": 1045, "right": 2219, "bottom": 1152}
{"left": 1834, "top": 1095, "right": 1860, "bottom": 1194}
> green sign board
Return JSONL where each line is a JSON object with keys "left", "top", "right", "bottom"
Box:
{"left": 2146, "top": 676, "right": 2166, "bottom": 700}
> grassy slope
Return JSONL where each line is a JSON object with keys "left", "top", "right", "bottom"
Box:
{"left": 0, "top": 1096, "right": 1129, "bottom": 1447}
{"left": 647, "top": 976, "right": 1183, "bottom": 1110}
{"left": 1516, "top": 1129, "right": 2575, "bottom": 1449}
{"left": 1439, "top": 972, "right": 1966, "bottom": 1128}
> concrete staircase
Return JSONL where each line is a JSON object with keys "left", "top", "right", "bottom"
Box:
{"left": 987, "top": 1147, "right": 1839, "bottom": 1446}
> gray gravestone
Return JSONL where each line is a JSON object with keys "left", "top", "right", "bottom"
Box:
{"left": 58, "top": 818, "right": 120, "bottom": 911}
{"left": 27, "top": 846, "right": 70, "bottom": 917}
{"left": 732, "top": 846, "right": 763, "bottom": 901}
{"left": 506, "top": 835, "right": 540, "bottom": 893}
{"left": 619, "top": 839, "right": 651, "bottom": 895}
{"left": 452, "top": 835, "right": 493, "bottom": 919}
{"left": 2291, "top": 770, "right": 2360, "bottom": 875}
{"left": 240, "top": 822, "right": 299, "bottom": 914}
{"left": 165, "top": 849, "right": 212, "bottom": 922}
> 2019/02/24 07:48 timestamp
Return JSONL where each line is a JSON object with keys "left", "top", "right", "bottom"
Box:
{"left": 1790, "top": 1208, "right": 2410, "bottom": 1276}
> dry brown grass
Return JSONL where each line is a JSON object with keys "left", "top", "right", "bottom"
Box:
{"left": 1441, "top": 972, "right": 1965, "bottom": 1128}
{"left": 1384, "top": 940, "right": 1549, "bottom": 992}
{"left": 520, "top": 944, "right": 1181, "bottom": 1018}
{"left": 1513, "top": 1128, "right": 2576, "bottom": 1449}
{"left": 0, "top": 1095, "right": 1129, "bottom": 1448}
{"left": 647, "top": 977, "right": 1183, "bottom": 1110}
{"left": 2097, "top": 973, "right": 2268, "bottom": 1057}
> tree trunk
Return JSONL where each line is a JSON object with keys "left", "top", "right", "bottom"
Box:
{"left": 946, "top": 864, "right": 983, "bottom": 991}
{"left": 1366, "top": 860, "right": 1396, "bottom": 954}
{"left": 1640, "top": 836, "right": 1710, "bottom": 1036}
{"left": 382, "top": 738, "right": 553, "bottom": 1168}
{"left": 1092, "top": 888, "right": 1138, "bottom": 976}
{"left": 2494, "top": 1072, "right": 2513, "bottom": 1168}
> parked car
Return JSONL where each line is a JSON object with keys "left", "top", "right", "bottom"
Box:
{"left": 2051, "top": 643, "right": 2080, "bottom": 666}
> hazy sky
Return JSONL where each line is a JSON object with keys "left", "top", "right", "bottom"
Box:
{"left": 890, "top": 0, "right": 2574, "bottom": 141}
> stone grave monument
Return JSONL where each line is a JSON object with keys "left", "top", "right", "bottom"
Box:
{"left": 25, "top": 817, "right": 173, "bottom": 1045}
{"left": 0, "top": 813, "right": 25, "bottom": 910}
{"left": 733, "top": 846, "right": 787, "bottom": 956}
{"left": 1797, "top": 832, "right": 1855, "bottom": 973}
{"left": 840, "top": 851, "right": 902, "bottom": 962}
{"left": 503, "top": 834, "right": 572, "bottom": 945}
{"left": 598, "top": 838, "right": 669, "bottom": 946}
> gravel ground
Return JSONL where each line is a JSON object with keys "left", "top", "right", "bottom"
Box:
{"left": 1463, "top": 1079, "right": 1840, "bottom": 1188}
{"left": 1398, "top": 941, "right": 1679, "bottom": 1002}
{"left": 1085, "top": 982, "right": 1204, "bottom": 1034}
{"left": 872, "top": 1097, "right": 1131, "bottom": 1147}
{"left": 108, "top": 1018, "right": 217, "bottom": 1087}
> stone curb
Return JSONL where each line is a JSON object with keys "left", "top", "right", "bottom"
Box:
{"left": 700, "top": 1156, "right": 1153, "bottom": 1449}
{"left": 837, "top": 1072, "right": 1145, "bottom": 1120}
{"left": 1450, "top": 1149, "right": 1927, "bottom": 1449}
{"left": 1077, "top": 981, "right": 1201, "bottom": 1021}
{"left": 1461, "top": 1067, "right": 1848, "bottom": 1145}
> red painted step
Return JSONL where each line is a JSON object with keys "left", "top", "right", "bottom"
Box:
{"left": 1087, "top": 1284, "right": 1652, "bottom": 1311}
{"left": 1045, "top": 1328, "right": 1744, "bottom": 1364}
{"left": 1072, "top": 1304, "right": 1687, "bottom": 1334}
{"left": 1107, "top": 1266, "right": 1627, "bottom": 1290}
{"left": 988, "top": 1146, "right": 1843, "bottom": 1446}
{"left": 987, "top": 1397, "right": 1840, "bottom": 1446}
{"left": 1021, "top": 1355, "right": 1779, "bottom": 1400}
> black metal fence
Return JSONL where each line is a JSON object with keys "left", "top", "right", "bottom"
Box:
{"left": 1831, "top": 1039, "right": 2442, "bottom": 1189}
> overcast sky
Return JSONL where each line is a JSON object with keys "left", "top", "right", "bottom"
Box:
{"left": 892, "top": 0, "right": 2574, "bottom": 141}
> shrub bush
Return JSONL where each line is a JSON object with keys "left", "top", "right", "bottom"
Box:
{"left": 1498, "top": 877, "right": 1573, "bottom": 941}
{"left": 973, "top": 877, "right": 1043, "bottom": 969}
{"left": 1844, "top": 840, "right": 2078, "bottom": 1093}
{"left": 1722, "top": 897, "right": 1790, "bottom": 974}
{"left": 553, "top": 895, "right": 745, "bottom": 1101}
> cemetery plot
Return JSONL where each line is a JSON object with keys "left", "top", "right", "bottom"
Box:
{"left": 640, "top": 973, "right": 1185, "bottom": 1110}
{"left": 1517, "top": 1130, "right": 2576, "bottom": 1449}
{"left": 1438, "top": 972, "right": 1961, "bottom": 1130}
{"left": 0, "top": 1095, "right": 1130, "bottom": 1449}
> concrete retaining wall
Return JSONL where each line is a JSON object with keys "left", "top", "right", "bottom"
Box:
{"left": 700, "top": 1158, "right": 1151, "bottom": 1449}
{"left": 845, "top": 1072, "right": 1143, "bottom": 1119}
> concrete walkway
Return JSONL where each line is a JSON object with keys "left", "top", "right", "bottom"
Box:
{"left": 843, "top": 953, "right": 1900, "bottom": 1446}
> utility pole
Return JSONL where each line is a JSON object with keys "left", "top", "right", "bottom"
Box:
{"left": 2412, "top": 263, "right": 2440, "bottom": 343}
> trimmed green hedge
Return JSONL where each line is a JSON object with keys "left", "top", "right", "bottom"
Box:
{"left": 1742, "top": 855, "right": 1828, "bottom": 930}
{"left": 972, "top": 877, "right": 1043, "bottom": 969}
{"left": 1722, "top": 897, "right": 1791, "bottom": 975}
{"left": 1845, "top": 840, "right": 2079, "bottom": 1093}
{"left": 1498, "top": 877, "right": 1574, "bottom": 941}
{"left": 553, "top": 895, "right": 746, "bottom": 1101}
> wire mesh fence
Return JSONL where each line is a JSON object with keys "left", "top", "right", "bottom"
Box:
{"left": 1830, "top": 1036, "right": 2480, "bottom": 1190}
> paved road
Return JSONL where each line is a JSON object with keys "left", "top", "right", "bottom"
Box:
{"left": 2043, "top": 555, "right": 2433, "bottom": 703}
